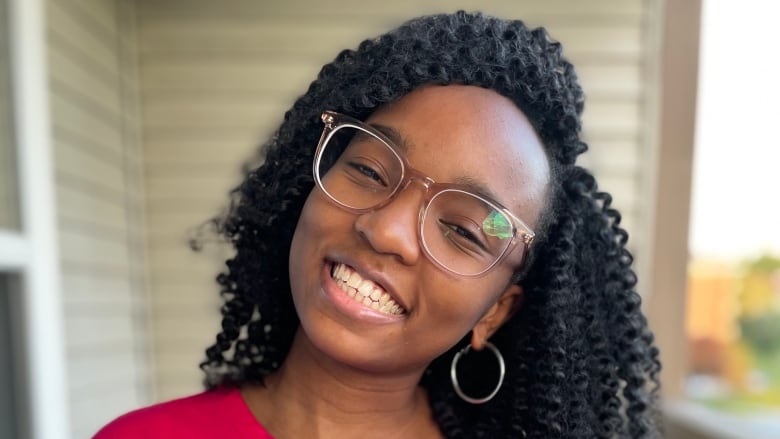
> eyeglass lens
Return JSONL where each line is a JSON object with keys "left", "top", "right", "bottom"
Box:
{"left": 316, "top": 124, "right": 514, "bottom": 275}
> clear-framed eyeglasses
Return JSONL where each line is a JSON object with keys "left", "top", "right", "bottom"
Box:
{"left": 313, "top": 111, "right": 535, "bottom": 277}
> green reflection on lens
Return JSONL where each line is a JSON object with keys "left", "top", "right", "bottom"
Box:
{"left": 483, "top": 211, "right": 512, "bottom": 239}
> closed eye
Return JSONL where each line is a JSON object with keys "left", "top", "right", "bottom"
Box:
{"left": 347, "top": 162, "right": 387, "bottom": 186}
{"left": 439, "top": 220, "right": 489, "bottom": 252}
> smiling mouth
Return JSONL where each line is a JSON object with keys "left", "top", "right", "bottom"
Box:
{"left": 330, "top": 263, "right": 405, "bottom": 315}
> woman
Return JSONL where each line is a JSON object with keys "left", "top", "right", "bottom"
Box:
{"left": 97, "top": 11, "right": 661, "bottom": 438}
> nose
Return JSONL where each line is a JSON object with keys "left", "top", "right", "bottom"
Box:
{"left": 353, "top": 180, "right": 427, "bottom": 266}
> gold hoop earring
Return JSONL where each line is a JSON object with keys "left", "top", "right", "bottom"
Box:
{"left": 450, "top": 342, "right": 505, "bottom": 404}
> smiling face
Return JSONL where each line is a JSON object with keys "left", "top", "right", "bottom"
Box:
{"left": 288, "top": 85, "right": 550, "bottom": 376}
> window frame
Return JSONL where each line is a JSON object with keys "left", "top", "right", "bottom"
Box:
{"left": 1, "top": 0, "right": 70, "bottom": 437}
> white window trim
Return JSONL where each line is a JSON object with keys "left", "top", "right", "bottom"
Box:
{"left": 6, "top": 0, "right": 70, "bottom": 437}
{"left": 0, "top": 232, "right": 28, "bottom": 270}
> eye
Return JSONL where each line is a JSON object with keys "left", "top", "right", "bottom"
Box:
{"left": 347, "top": 161, "right": 388, "bottom": 186}
{"left": 439, "top": 220, "right": 489, "bottom": 252}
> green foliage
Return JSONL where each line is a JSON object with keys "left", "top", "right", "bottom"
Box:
{"left": 739, "top": 312, "right": 780, "bottom": 354}
{"left": 744, "top": 254, "right": 780, "bottom": 273}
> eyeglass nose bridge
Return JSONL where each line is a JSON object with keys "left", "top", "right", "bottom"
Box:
{"left": 390, "top": 169, "right": 437, "bottom": 205}
{"left": 402, "top": 169, "right": 436, "bottom": 191}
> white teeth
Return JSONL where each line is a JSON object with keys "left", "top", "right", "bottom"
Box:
{"left": 358, "top": 281, "right": 373, "bottom": 297}
{"left": 347, "top": 272, "right": 362, "bottom": 288}
{"left": 330, "top": 263, "right": 404, "bottom": 315}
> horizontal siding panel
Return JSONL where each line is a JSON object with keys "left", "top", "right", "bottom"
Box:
{"left": 139, "top": 15, "right": 641, "bottom": 46}
{"left": 52, "top": 78, "right": 122, "bottom": 130}
{"left": 144, "top": 140, "right": 258, "bottom": 167}
{"left": 146, "top": 236, "right": 224, "bottom": 256}
{"left": 151, "top": 288, "right": 222, "bottom": 310}
{"left": 579, "top": 139, "right": 641, "bottom": 172}
{"left": 148, "top": 254, "right": 225, "bottom": 281}
{"left": 139, "top": 20, "right": 381, "bottom": 57}
{"left": 155, "top": 372, "right": 203, "bottom": 402}
{"left": 49, "top": 46, "right": 119, "bottom": 109}
{"left": 154, "top": 331, "right": 219, "bottom": 358}
{"left": 59, "top": 215, "right": 130, "bottom": 244}
{"left": 154, "top": 338, "right": 214, "bottom": 364}
{"left": 51, "top": 93, "right": 122, "bottom": 153}
{"left": 140, "top": 61, "right": 315, "bottom": 95}
{"left": 155, "top": 354, "right": 208, "bottom": 378}
{"left": 52, "top": 3, "right": 151, "bottom": 435}
{"left": 581, "top": 101, "right": 641, "bottom": 137}
{"left": 53, "top": 124, "right": 125, "bottom": 167}
{"left": 145, "top": 174, "right": 240, "bottom": 204}
{"left": 145, "top": 227, "right": 229, "bottom": 254}
{"left": 54, "top": 139, "right": 126, "bottom": 193}
{"left": 67, "top": 347, "right": 140, "bottom": 387}
{"left": 145, "top": 228, "right": 227, "bottom": 249}
{"left": 576, "top": 63, "right": 641, "bottom": 98}
{"left": 68, "top": 365, "right": 141, "bottom": 403}
{"left": 65, "top": 316, "right": 136, "bottom": 353}
{"left": 145, "top": 226, "right": 209, "bottom": 248}
{"left": 143, "top": 126, "right": 279, "bottom": 146}
{"left": 548, "top": 26, "right": 641, "bottom": 58}
{"left": 137, "top": 0, "right": 642, "bottom": 19}
{"left": 57, "top": 169, "right": 126, "bottom": 204}
{"left": 59, "top": 229, "right": 130, "bottom": 267}
{"left": 64, "top": 296, "right": 137, "bottom": 317}
{"left": 147, "top": 244, "right": 230, "bottom": 270}
{"left": 58, "top": 185, "right": 128, "bottom": 229}
{"left": 49, "top": 2, "right": 118, "bottom": 76}
{"left": 155, "top": 350, "right": 215, "bottom": 384}
{"left": 74, "top": 0, "right": 118, "bottom": 36}
{"left": 593, "top": 174, "right": 638, "bottom": 210}
{"left": 149, "top": 265, "right": 224, "bottom": 288}
{"left": 149, "top": 269, "right": 224, "bottom": 286}
{"left": 71, "top": 388, "right": 140, "bottom": 439}
{"left": 142, "top": 98, "right": 280, "bottom": 131}
{"left": 145, "top": 231, "right": 231, "bottom": 252}
{"left": 62, "top": 273, "right": 134, "bottom": 305}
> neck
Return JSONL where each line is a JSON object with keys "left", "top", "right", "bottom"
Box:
{"left": 243, "top": 328, "right": 441, "bottom": 438}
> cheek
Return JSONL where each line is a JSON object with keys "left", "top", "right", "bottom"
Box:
{"left": 289, "top": 190, "right": 353, "bottom": 271}
{"left": 418, "top": 276, "right": 508, "bottom": 331}
{"left": 289, "top": 192, "right": 326, "bottom": 280}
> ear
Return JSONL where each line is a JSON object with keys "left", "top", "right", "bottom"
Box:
{"left": 471, "top": 284, "right": 524, "bottom": 351}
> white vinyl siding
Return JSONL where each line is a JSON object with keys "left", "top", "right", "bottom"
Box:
{"left": 47, "top": 0, "right": 151, "bottom": 437}
{"left": 135, "top": 0, "right": 657, "bottom": 401}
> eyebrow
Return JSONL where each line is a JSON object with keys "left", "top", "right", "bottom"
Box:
{"left": 451, "top": 175, "right": 506, "bottom": 207}
{"left": 370, "top": 123, "right": 412, "bottom": 153}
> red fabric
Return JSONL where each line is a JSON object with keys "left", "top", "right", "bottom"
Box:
{"left": 93, "top": 387, "right": 273, "bottom": 438}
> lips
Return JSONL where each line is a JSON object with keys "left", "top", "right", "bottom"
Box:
{"left": 330, "top": 263, "right": 405, "bottom": 315}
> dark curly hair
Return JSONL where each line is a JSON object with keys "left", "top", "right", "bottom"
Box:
{"left": 200, "top": 10, "right": 661, "bottom": 438}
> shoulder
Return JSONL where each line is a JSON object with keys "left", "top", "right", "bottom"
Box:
{"left": 93, "top": 387, "right": 273, "bottom": 438}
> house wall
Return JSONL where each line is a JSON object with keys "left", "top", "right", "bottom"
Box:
{"left": 46, "top": 0, "right": 151, "bottom": 436}
{"left": 134, "top": 0, "right": 660, "bottom": 400}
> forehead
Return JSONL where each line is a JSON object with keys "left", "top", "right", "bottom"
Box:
{"left": 365, "top": 85, "right": 550, "bottom": 229}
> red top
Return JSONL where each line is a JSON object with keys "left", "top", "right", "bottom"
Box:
{"left": 93, "top": 387, "right": 273, "bottom": 438}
